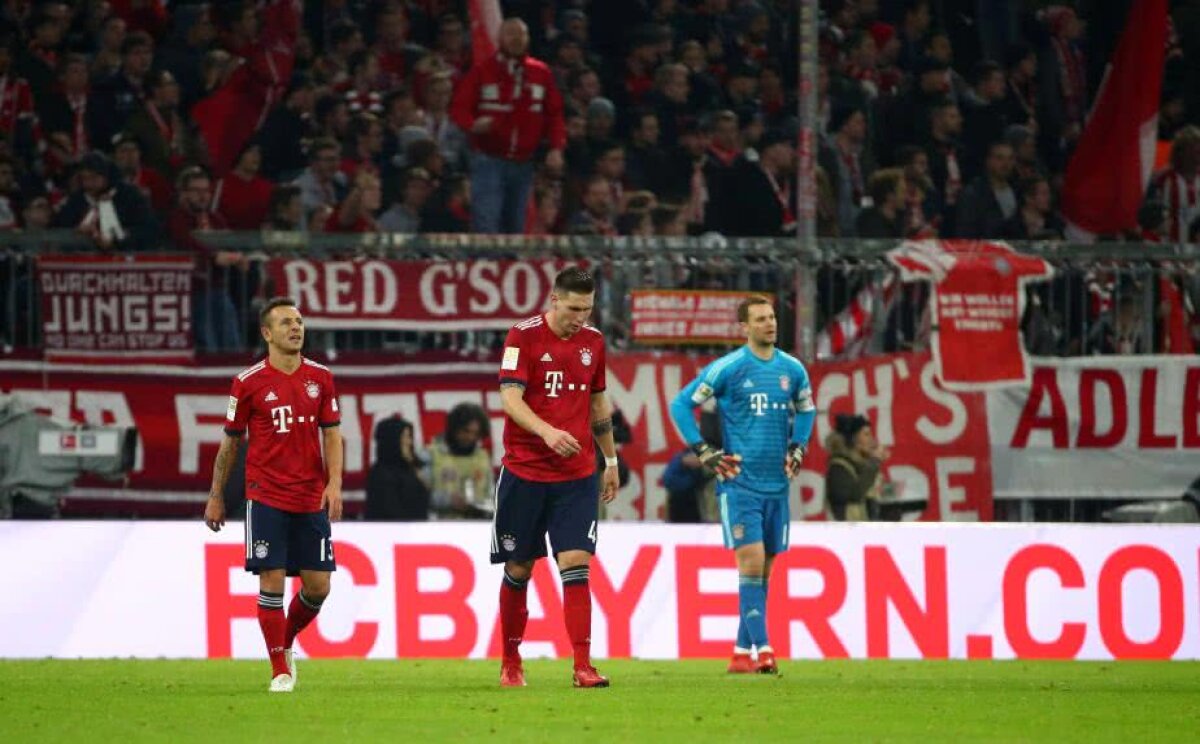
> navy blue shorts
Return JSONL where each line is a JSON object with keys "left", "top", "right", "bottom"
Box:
{"left": 490, "top": 467, "right": 599, "bottom": 564}
{"left": 244, "top": 499, "right": 336, "bottom": 576}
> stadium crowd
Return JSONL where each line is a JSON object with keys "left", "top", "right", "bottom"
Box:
{"left": 0, "top": 0, "right": 1196, "bottom": 242}
{"left": 0, "top": 0, "right": 1197, "bottom": 356}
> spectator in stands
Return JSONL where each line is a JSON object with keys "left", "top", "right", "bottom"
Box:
{"left": 265, "top": 183, "right": 303, "bottom": 231}
{"left": 258, "top": 75, "right": 316, "bottom": 179}
{"left": 167, "top": 165, "right": 242, "bottom": 351}
{"left": 312, "top": 18, "right": 362, "bottom": 88}
{"left": 896, "top": 0, "right": 932, "bottom": 70}
{"left": 651, "top": 62, "right": 697, "bottom": 153}
{"left": 1002, "top": 43, "right": 1038, "bottom": 131}
{"left": 1088, "top": 292, "right": 1147, "bottom": 356}
{"left": 450, "top": 18, "right": 565, "bottom": 234}
{"left": 955, "top": 140, "right": 1017, "bottom": 238}
{"left": 213, "top": 143, "right": 274, "bottom": 230}
{"left": 421, "top": 72, "right": 469, "bottom": 174}
{"left": 341, "top": 50, "right": 383, "bottom": 116}
{"left": 424, "top": 174, "right": 471, "bottom": 233}
{"left": 924, "top": 99, "right": 965, "bottom": 231}
{"left": 855, "top": 168, "right": 907, "bottom": 239}
{"left": 1037, "top": 6, "right": 1087, "bottom": 168}
{"left": 724, "top": 128, "right": 796, "bottom": 237}
{"left": 378, "top": 167, "right": 432, "bottom": 234}
{"left": 569, "top": 175, "right": 617, "bottom": 236}
{"left": 314, "top": 93, "right": 351, "bottom": 145}
{"left": 340, "top": 112, "right": 383, "bottom": 179}
{"left": 54, "top": 151, "right": 156, "bottom": 252}
{"left": 18, "top": 192, "right": 52, "bottom": 230}
{"left": 825, "top": 413, "right": 889, "bottom": 522}
{"left": 819, "top": 106, "right": 872, "bottom": 236}
{"left": 91, "top": 30, "right": 154, "bottom": 147}
{"left": 651, "top": 204, "right": 688, "bottom": 237}
{"left": 365, "top": 416, "right": 430, "bottom": 521}
{"left": 565, "top": 66, "right": 603, "bottom": 116}
{"left": 625, "top": 109, "right": 670, "bottom": 195}
{"left": 677, "top": 39, "right": 721, "bottom": 112}
{"left": 371, "top": 3, "right": 410, "bottom": 90}
{"left": 1151, "top": 126, "right": 1200, "bottom": 243}
{"left": 156, "top": 3, "right": 216, "bottom": 113}
{"left": 325, "top": 169, "right": 381, "bottom": 234}
{"left": 293, "top": 137, "right": 347, "bottom": 224}
{"left": 592, "top": 140, "right": 627, "bottom": 213}
{"left": 38, "top": 54, "right": 97, "bottom": 176}
{"left": 431, "top": 13, "right": 470, "bottom": 76}
{"left": 617, "top": 209, "right": 653, "bottom": 237}
{"left": 1002, "top": 176, "right": 1063, "bottom": 240}
{"left": 0, "top": 156, "right": 21, "bottom": 229}
{"left": 878, "top": 55, "right": 948, "bottom": 158}
{"left": 426, "top": 402, "right": 494, "bottom": 520}
{"left": 526, "top": 179, "right": 563, "bottom": 236}
{"left": 1004, "top": 124, "right": 1046, "bottom": 183}
{"left": 703, "top": 109, "right": 741, "bottom": 227}
{"left": 112, "top": 134, "right": 171, "bottom": 214}
{"left": 609, "top": 26, "right": 661, "bottom": 117}
{"left": 961, "top": 61, "right": 1011, "bottom": 178}
{"left": 17, "top": 5, "right": 66, "bottom": 96}
{"left": 0, "top": 36, "right": 38, "bottom": 167}
{"left": 91, "top": 15, "right": 126, "bottom": 80}
{"left": 923, "top": 30, "right": 968, "bottom": 103}
{"left": 124, "top": 68, "right": 205, "bottom": 180}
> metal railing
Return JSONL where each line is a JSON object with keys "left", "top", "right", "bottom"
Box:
{"left": 2, "top": 230, "right": 1197, "bottom": 359}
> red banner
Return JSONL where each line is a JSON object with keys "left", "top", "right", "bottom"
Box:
{"left": 629, "top": 289, "right": 770, "bottom": 345}
{"left": 36, "top": 254, "right": 194, "bottom": 361}
{"left": 264, "top": 258, "right": 574, "bottom": 330}
{"left": 888, "top": 241, "right": 1052, "bottom": 390}
{"left": 0, "top": 351, "right": 992, "bottom": 520}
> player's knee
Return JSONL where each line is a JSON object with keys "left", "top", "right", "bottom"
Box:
{"left": 505, "top": 560, "right": 533, "bottom": 582}
{"left": 259, "top": 570, "right": 286, "bottom": 593}
{"left": 556, "top": 550, "right": 592, "bottom": 572}
{"left": 304, "top": 578, "right": 331, "bottom": 602}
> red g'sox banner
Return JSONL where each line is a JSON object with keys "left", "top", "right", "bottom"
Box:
{"left": 37, "top": 254, "right": 194, "bottom": 361}
{"left": 265, "top": 258, "right": 573, "bottom": 330}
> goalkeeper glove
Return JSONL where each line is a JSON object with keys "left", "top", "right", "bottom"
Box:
{"left": 692, "top": 443, "right": 743, "bottom": 481}
{"left": 785, "top": 443, "right": 807, "bottom": 479}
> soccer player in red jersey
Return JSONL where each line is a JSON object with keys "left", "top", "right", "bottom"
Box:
{"left": 204, "top": 297, "right": 343, "bottom": 693}
{"left": 493, "top": 267, "right": 619, "bottom": 688}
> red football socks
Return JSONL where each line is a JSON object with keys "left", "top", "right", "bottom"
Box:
{"left": 500, "top": 570, "right": 529, "bottom": 663}
{"left": 257, "top": 591, "right": 288, "bottom": 677}
{"left": 285, "top": 591, "right": 324, "bottom": 649}
{"left": 560, "top": 566, "right": 592, "bottom": 669}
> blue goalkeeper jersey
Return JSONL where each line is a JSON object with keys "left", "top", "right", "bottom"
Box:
{"left": 670, "top": 346, "right": 816, "bottom": 497}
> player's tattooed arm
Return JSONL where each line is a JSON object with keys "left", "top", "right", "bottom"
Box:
{"left": 500, "top": 382, "right": 526, "bottom": 391}
{"left": 591, "top": 417, "right": 613, "bottom": 436}
{"left": 204, "top": 434, "right": 240, "bottom": 532}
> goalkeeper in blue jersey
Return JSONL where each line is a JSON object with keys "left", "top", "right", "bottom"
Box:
{"left": 669, "top": 295, "right": 815, "bottom": 674}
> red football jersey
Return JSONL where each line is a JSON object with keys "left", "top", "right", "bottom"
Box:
{"left": 225, "top": 356, "right": 340, "bottom": 512}
{"left": 498, "top": 315, "right": 607, "bottom": 482}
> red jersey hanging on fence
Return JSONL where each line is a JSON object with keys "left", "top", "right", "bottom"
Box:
{"left": 887, "top": 240, "right": 1052, "bottom": 390}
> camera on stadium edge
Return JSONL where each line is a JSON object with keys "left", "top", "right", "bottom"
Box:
{"left": 0, "top": 395, "right": 138, "bottom": 518}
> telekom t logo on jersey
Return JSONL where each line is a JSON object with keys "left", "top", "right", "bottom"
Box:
{"left": 544, "top": 371, "right": 564, "bottom": 398}
{"left": 270, "top": 405, "right": 293, "bottom": 433}
{"left": 749, "top": 393, "right": 769, "bottom": 416}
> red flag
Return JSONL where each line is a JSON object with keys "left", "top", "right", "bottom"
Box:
{"left": 468, "top": 0, "right": 501, "bottom": 60}
{"left": 1061, "top": 0, "right": 1168, "bottom": 239}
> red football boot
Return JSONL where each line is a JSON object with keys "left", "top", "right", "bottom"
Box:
{"left": 572, "top": 665, "right": 610, "bottom": 688}
{"left": 755, "top": 650, "right": 779, "bottom": 675}
{"left": 727, "top": 652, "right": 756, "bottom": 674}
{"left": 500, "top": 661, "right": 526, "bottom": 687}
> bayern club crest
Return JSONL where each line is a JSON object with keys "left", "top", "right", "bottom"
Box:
{"left": 779, "top": 375, "right": 790, "bottom": 391}
{"left": 305, "top": 381, "right": 320, "bottom": 399}
{"left": 580, "top": 348, "right": 593, "bottom": 367}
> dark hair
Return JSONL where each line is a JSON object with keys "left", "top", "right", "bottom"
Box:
{"left": 446, "top": 402, "right": 490, "bottom": 440}
{"left": 121, "top": 30, "right": 153, "bottom": 56}
{"left": 347, "top": 49, "right": 374, "bottom": 77}
{"left": 736, "top": 295, "right": 773, "bottom": 323}
{"left": 650, "top": 204, "right": 681, "bottom": 231}
{"left": 309, "top": 136, "right": 340, "bottom": 160}
{"left": 259, "top": 297, "right": 298, "bottom": 327}
{"left": 971, "top": 60, "right": 1003, "bottom": 86}
{"left": 348, "top": 112, "right": 379, "bottom": 143}
{"left": 1018, "top": 175, "right": 1047, "bottom": 203}
{"left": 554, "top": 266, "right": 595, "bottom": 295}
{"left": 329, "top": 19, "right": 361, "bottom": 48}
{"left": 868, "top": 168, "right": 905, "bottom": 205}
{"left": 405, "top": 138, "right": 439, "bottom": 169}
{"left": 895, "top": 145, "right": 926, "bottom": 167}
{"left": 268, "top": 184, "right": 302, "bottom": 216}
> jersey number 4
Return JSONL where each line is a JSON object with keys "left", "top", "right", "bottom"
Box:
{"left": 587, "top": 520, "right": 597, "bottom": 543}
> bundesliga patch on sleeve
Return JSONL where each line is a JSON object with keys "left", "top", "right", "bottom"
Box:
{"left": 226, "top": 396, "right": 238, "bottom": 422}
{"left": 332, "top": 398, "right": 339, "bottom": 413}
{"left": 501, "top": 346, "right": 520, "bottom": 371}
{"left": 691, "top": 382, "right": 714, "bottom": 404}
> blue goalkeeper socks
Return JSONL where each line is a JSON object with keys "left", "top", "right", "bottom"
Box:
{"left": 738, "top": 575, "right": 768, "bottom": 648}
{"left": 735, "top": 616, "right": 752, "bottom": 652}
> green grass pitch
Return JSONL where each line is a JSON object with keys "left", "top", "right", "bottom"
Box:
{"left": 2, "top": 659, "right": 1197, "bottom": 743}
